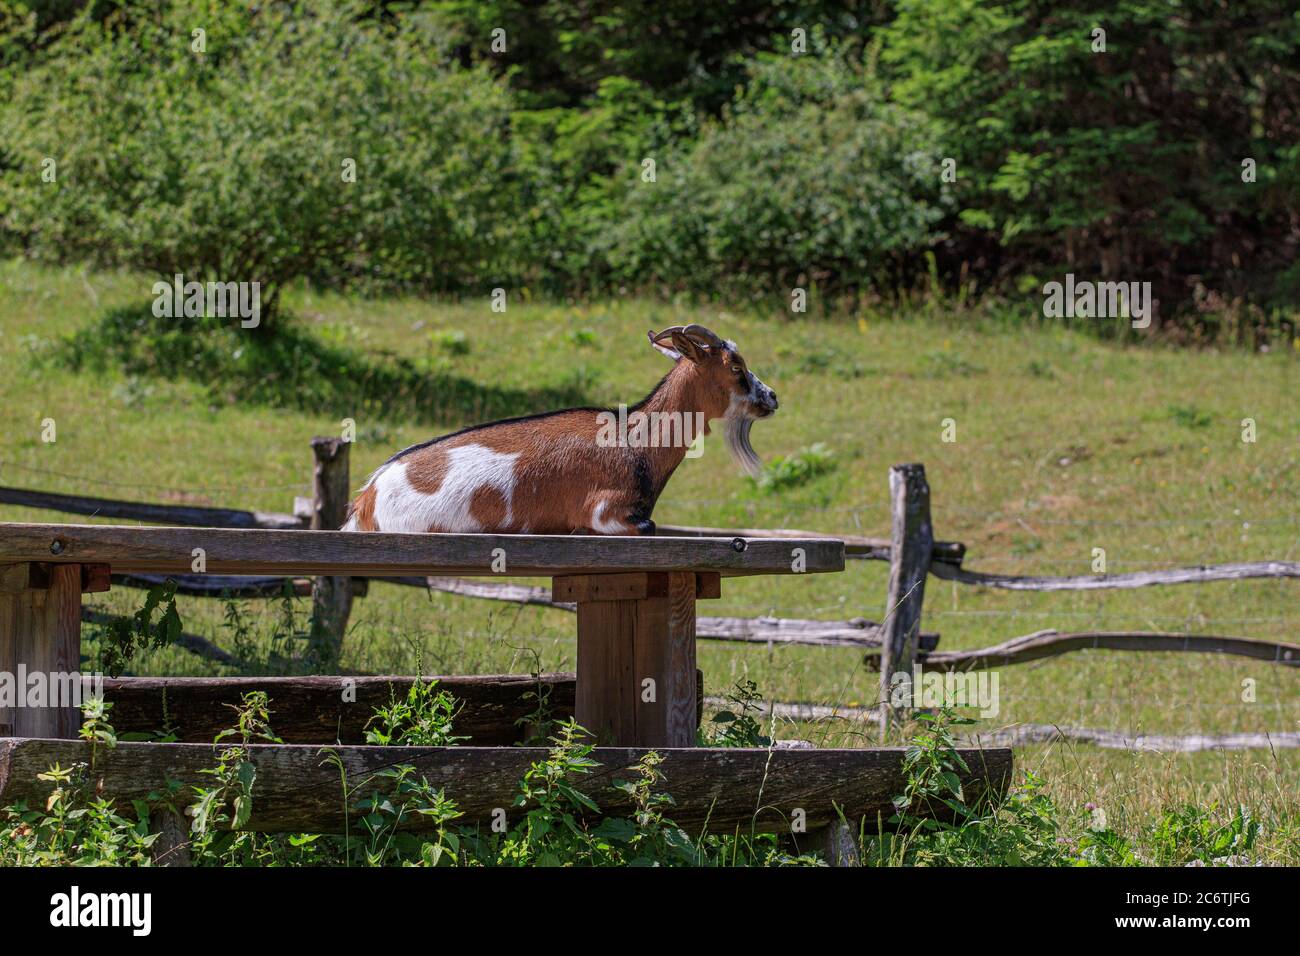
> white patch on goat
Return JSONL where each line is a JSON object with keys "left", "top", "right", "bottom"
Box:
{"left": 589, "top": 498, "right": 630, "bottom": 534}
{"left": 373, "top": 444, "right": 519, "bottom": 533}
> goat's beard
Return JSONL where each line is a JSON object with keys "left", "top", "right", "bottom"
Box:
{"left": 723, "top": 416, "right": 763, "bottom": 478}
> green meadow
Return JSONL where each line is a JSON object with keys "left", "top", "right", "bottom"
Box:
{"left": 2, "top": 260, "right": 1297, "bottom": 862}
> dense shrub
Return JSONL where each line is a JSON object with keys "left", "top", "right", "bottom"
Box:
{"left": 606, "top": 42, "right": 952, "bottom": 296}
{"left": 427, "top": 0, "right": 892, "bottom": 115}
{"left": 0, "top": 1, "right": 524, "bottom": 320}
{"left": 882, "top": 0, "right": 1300, "bottom": 324}
{"left": 2, "top": 0, "right": 1296, "bottom": 330}
{"left": 511, "top": 75, "right": 690, "bottom": 295}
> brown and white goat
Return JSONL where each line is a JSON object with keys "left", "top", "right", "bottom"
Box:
{"left": 342, "top": 324, "right": 777, "bottom": 536}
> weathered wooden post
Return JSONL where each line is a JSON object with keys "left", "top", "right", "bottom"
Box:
{"left": 0, "top": 562, "right": 106, "bottom": 738}
{"left": 878, "top": 463, "right": 933, "bottom": 731}
{"left": 554, "top": 571, "right": 719, "bottom": 746}
{"left": 308, "top": 436, "right": 353, "bottom": 663}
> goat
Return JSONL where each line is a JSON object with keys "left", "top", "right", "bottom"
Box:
{"left": 341, "top": 324, "right": 778, "bottom": 536}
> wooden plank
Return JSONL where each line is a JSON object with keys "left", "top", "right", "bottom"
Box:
{"left": 695, "top": 572, "right": 721, "bottom": 599}
{"left": 883, "top": 629, "right": 1300, "bottom": 671}
{"left": 575, "top": 598, "right": 638, "bottom": 745}
{"left": 0, "top": 563, "right": 81, "bottom": 738}
{"left": 0, "top": 481, "right": 961, "bottom": 567}
{"left": 658, "top": 523, "right": 965, "bottom": 565}
{"left": 555, "top": 572, "right": 671, "bottom": 602}
{"left": 633, "top": 571, "right": 698, "bottom": 747}
{"left": 554, "top": 571, "right": 722, "bottom": 603}
{"left": 929, "top": 559, "right": 1300, "bottom": 591}
{"left": 0, "top": 523, "right": 845, "bottom": 577}
{"left": 961, "top": 724, "right": 1300, "bottom": 753}
{"left": 95, "top": 674, "right": 579, "bottom": 745}
{"left": 80, "top": 563, "right": 112, "bottom": 593}
{"left": 0, "top": 562, "right": 46, "bottom": 593}
{"left": 0, "top": 484, "right": 305, "bottom": 530}
{"left": 0, "top": 738, "right": 1014, "bottom": 833}
{"left": 0, "top": 588, "right": 21, "bottom": 735}
{"left": 879, "top": 464, "right": 933, "bottom": 724}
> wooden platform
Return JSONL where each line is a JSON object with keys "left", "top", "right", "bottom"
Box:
{"left": 0, "top": 523, "right": 844, "bottom": 577}
{"left": 0, "top": 522, "right": 844, "bottom": 746}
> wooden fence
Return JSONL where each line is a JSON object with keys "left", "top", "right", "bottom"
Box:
{"left": 0, "top": 507, "right": 1016, "bottom": 859}
{"left": 1, "top": 443, "right": 1296, "bottom": 739}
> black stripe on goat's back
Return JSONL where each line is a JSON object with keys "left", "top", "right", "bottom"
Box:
{"left": 383, "top": 405, "right": 613, "bottom": 466}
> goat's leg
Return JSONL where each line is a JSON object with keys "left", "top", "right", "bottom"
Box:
{"left": 586, "top": 493, "right": 655, "bottom": 535}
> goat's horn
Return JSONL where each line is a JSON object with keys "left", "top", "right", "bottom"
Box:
{"left": 649, "top": 326, "right": 684, "bottom": 343}
{"left": 680, "top": 324, "right": 725, "bottom": 349}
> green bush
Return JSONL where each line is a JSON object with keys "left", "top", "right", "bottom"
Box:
{"left": 882, "top": 0, "right": 1300, "bottom": 322}
{"left": 0, "top": 0, "right": 524, "bottom": 321}
{"left": 752, "top": 442, "right": 836, "bottom": 492}
{"left": 607, "top": 40, "right": 951, "bottom": 296}
{"left": 3, "top": 1, "right": 1296, "bottom": 327}
{"left": 512, "top": 75, "right": 688, "bottom": 295}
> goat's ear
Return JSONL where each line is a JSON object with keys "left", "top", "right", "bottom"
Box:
{"left": 668, "top": 329, "right": 709, "bottom": 364}
{"left": 647, "top": 329, "right": 682, "bottom": 361}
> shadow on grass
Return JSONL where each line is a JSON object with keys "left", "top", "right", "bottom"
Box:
{"left": 52, "top": 303, "right": 597, "bottom": 427}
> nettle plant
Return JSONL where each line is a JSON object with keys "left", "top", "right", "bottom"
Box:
{"left": 98, "top": 580, "right": 182, "bottom": 677}
{"left": 364, "top": 678, "right": 467, "bottom": 747}
{"left": 0, "top": 699, "right": 157, "bottom": 866}
{"left": 188, "top": 692, "right": 282, "bottom": 860}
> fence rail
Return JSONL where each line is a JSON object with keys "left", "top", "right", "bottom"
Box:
{"left": 711, "top": 696, "right": 1300, "bottom": 754}
{"left": 867, "top": 629, "right": 1300, "bottom": 671}
{"left": 0, "top": 484, "right": 304, "bottom": 530}
{"left": 929, "top": 559, "right": 1300, "bottom": 590}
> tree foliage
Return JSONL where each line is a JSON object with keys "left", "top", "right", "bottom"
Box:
{"left": 1, "top": 0, "right": 1296, "bottom": 330}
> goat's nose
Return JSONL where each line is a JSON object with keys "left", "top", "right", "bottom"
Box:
{"left": 768, "top": 390, "right": 779, "bottom": 409}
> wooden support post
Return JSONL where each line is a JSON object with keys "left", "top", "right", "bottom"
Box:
{"left": 878, "top": 464, "right": 933, "bottom": 730}
{"left": 0, "top": 563, "right": 84, "bottom": 738}
{"left": 150, "top": 810, "right": 192, "bottom": 867}
{"left": 804, "top": 821, "right": 861, "bottom": 867}
{"left": 557, "top": 571, "right": 716, "bottom": 747}
{"left": 308, "top": 436, "right": 353, "bottom": 664}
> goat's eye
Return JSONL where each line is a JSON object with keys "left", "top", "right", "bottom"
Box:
{"left": 730, "top": 365, "right": 742, "bottom": 373}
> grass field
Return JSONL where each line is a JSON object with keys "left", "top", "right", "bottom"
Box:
{"left": 1, "top": 259, "right": 1297, "bottom": 863}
